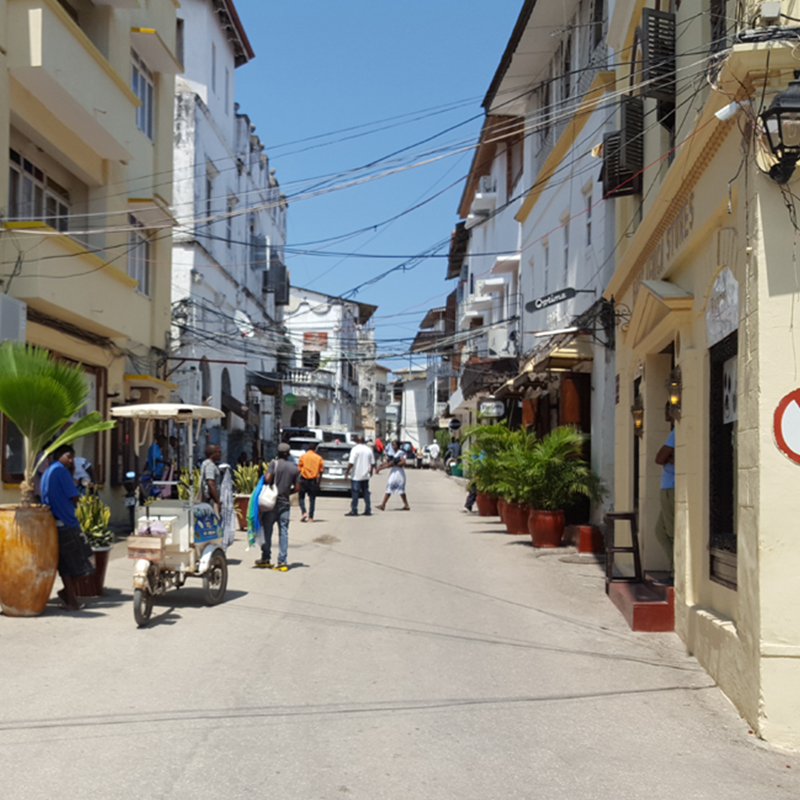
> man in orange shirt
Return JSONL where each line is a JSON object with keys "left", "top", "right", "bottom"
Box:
{"left": 298, "top": 442, "right": 324, "bottom": 522}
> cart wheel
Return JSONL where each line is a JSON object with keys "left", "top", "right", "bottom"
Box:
{"left": 133, "top": 587, "right": 153, "bottom": 627}
{"left": 203, "top": 550, "right": 228, "bottom": 606}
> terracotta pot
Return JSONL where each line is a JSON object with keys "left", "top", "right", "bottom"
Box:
{"left": 74, "top": 546, "right": 112, "bottom": 598}
{"left": 528, "top": 509, "right": 566, "bottom": 548}
{"left": 497, "top": 497, "right": 507, "bottom": 523}
{"left": 0, "top": 505, "right": 59, "bottom": 616}
{"left": 476, "top": 492, "right": 498, "bottom": 517}
{"left": 504, "top": 502, "right": 529, "bottom": 534}
{"left": 234, "top": 495, "right": 250, "bottom": 530}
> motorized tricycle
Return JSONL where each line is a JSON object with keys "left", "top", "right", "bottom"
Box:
{"left": 110, "top": 403, "right": 228, "bottom": 627}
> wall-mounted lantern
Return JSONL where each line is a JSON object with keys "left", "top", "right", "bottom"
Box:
{"left": 760, "top": 70, "right": 800, "bottom": 184}
{"left": 631, "top": 394, "right": 644, "bottom": 438}
{"left": 666, "top": 366, "right": 682, "bottom": 420}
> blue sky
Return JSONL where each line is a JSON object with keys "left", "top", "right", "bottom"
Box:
{"left": 233, "top": 0, "right": 524, "bottom": 367}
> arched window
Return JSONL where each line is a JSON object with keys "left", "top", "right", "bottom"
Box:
{"left": 200, "top": 357, "right": 211, "bottom": 404}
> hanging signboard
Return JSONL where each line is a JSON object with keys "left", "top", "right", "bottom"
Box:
{"left": 525, "top": 287, "right": 576, "bottom": 313}
{"left": 479, "top": 401, "right": 505, "bottom": 418}
{"left": 774, "top": 389, "right": 800, "bottom": 464}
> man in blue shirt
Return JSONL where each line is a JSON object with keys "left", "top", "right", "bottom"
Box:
{"left": 654, "top": 403, "right": 676, "bottom": 582}
{"left": 41, "top": 445, "right": 94, "bottom": 611}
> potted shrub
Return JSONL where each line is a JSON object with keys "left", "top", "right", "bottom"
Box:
{"left": 463, "top": 422, "right": 520, "bottom": 517}
{"left": 526, "top": 426, "right": 603, "bottom": 548}
{"left": 74, "top": 492, "right": 113, "bottom": 597}
{"left": 233, "top": 463, "right": 260, "bottom": 529}
{"left": 495, "top": 435, "right": 537, "bottom": 535}
{"left": 0, "top": 343, "right": 115, "bottom": 616}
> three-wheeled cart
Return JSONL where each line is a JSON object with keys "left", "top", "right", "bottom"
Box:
{"left": 111, "top": 403, "right": 228, "bottom": 627}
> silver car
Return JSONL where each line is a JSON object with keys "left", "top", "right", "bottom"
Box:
{"left": 317, "top": 442, "right": 354, "bottom": 492}
{"left": 288, "top": 437, "right": 322, "bottom": 465}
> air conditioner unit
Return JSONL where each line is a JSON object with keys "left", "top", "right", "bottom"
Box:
{"left": 0, "top": 295, "right": 27, "bottom": 343}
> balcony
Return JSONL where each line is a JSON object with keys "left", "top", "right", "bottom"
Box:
{"left": 3, "top": 222, "right": 142, "bottom": 340}
{"left": 7, "top": 0, "right": 139, "bottom": 163}
{"left": 283, "top": 368, "right": 335, "bottom": 388}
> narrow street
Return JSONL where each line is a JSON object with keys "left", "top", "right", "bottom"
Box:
{"left": 1, "top": 470, "right": 798, "bottom": 800}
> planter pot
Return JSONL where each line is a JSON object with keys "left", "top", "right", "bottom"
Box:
{"left": 234, "top": 495, "right": 250, "bottom": 530}
{"left": 74, "top": 545, "right": 112, "bottom": 598}
{"left": 0, "top": 505, "right": 59, "bottom": 616}
{"left": 497, "top": 497, "right": 507, "bottom": 523}
{"left": 528, "top": 509, "right": 566, "bottom": 548}
{"left": 476, "top": 492, "right": 498, "bottom": 517}
{"left": 503, "top": 502, "right": 529, "bottom": 535}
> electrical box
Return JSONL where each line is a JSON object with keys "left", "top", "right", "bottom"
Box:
{"left": 761, "top": 2, "right": 781, "bottom": 24}
{"left": 0, "top": 294, "right": 27, "bottom": 343}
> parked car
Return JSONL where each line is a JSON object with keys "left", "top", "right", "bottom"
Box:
{"left": 287, "top": 437, "right": 322, "bottom": 465}
{"left": 281, "top": 426, "right": 312, "bottom": 443}
{"left": 396, "top": 441, "right": 420, "bottom": 468}
{"left": 317, "top": 442, "right": 355, "bottom": 492}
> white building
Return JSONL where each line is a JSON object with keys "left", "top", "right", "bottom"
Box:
{"left": 391, "top": 367, "right": 430, "bottom": 449}
{"left": 281, "top": 287, "right": 376, "bottom": 432}
{"left": 169, "top": 0, "right": 289, "bottom": 461}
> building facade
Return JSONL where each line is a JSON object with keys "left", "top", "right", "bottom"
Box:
{"left": 169, "top": 0, "right": 289, "bottom": 462}
{"left": 0, "top": 0, "right": 181, "bottom": 520}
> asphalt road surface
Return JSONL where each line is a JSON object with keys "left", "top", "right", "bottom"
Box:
{"left": 1, "top": 469, "right": 799, "bottom": 800}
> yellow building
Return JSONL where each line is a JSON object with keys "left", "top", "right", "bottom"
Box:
{"left": 604, "top": 0, "right": 800, "bottom": 748}
{"left": 0, "top": 0, "right": 181, "bottom": 518}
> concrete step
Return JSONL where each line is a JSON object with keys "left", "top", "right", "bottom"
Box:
{"left": 607, "top": 580, "right": 674, "bottom": 632}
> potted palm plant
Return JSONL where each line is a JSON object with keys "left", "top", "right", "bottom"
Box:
{"left": 74, "top": 492, "right": 113, "bottom": 597}
{"left": 0, "top": 343, "right": 116, "bottom": 616}
{"left": 462, "top": 422, "right": 520, "bottom": 517}
{"left": 526, "top": 426, "right": 603, "bottom": 548}
{"left": 495, "top": 431, "right": 538, "bottom": 535}
{"left": 233, "top": 463, "right": 260, "bottom": 529}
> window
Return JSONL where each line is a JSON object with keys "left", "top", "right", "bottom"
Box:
{"left": 593, "top": 0, "right": 604, "bottom": 50}
{"left": 176, "top": 18, "right": 185, "bottom": 68}
{"left": 507, "top": 133, "right": 524, "bottom": 199}
{"left": 543, "top": 240, "right": 550, "bottom": 294}
{"left": 128, "top": 215, "right": 151, "bottom": 297}
{"left": 131, "top": 50, "right": 154, "bottom": 140}
{"left": 7, "top": 149, "right": 70, "bottom": 231}
{"left": 205, "top": 171, "right": 213, "bottom": 229}
{"left": 226, "top": 197, "right": 235, "bottom": 248}
{"left": 585, "top": 191, "right": 592, "bottom": 247}
{"left": 211, "top": 42, "right": 216, "bottom": 93}
{"left": 562, "top": 36, "right": 572, "bottom": 100}
{"left": 225, "top": 67, "right": 230, "bottom": 114}
{"left": 563, "top": 217, "right": 570, "bottom": 286}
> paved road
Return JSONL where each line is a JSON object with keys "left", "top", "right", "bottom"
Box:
{"left": 1, "top": 469, "right": 799, "bottom": 799}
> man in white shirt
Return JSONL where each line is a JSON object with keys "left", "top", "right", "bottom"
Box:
{"left": 344, "top": 435, "right": 375, "bottom": 517}
{"left": 429, "top": 441, "right": 440, "bottom": 468}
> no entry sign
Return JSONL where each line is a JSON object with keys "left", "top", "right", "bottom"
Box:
{"left": 774, "top": 389, "right": 800, "bottom": 464}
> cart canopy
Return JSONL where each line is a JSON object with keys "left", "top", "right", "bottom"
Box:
{"left": 111, "top": 403, "right": 224, "bottom": 421}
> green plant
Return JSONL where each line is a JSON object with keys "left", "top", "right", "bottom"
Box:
{"left": 75, "top": 492, "right": 113, "bottom": 547}
{"left": 0, "top": 343, "right": 116, "bottom": 505}
{"left": 462, "top": 422, "right": 531, "bottom": 497}
{"left": 177, "top": 467, "right": 201, "bottom": 500}
{"left": 434, "top": 428, "right": 451, "bottom": 453}
{"left": 233, "top": 463, "right": 260, "bottom": 495}
{"left": 525, "top": 426, "right": 604, "bottom": 511}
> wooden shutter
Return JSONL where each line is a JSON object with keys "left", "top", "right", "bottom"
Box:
{"left": 601, "top": 96, "right": 644, "bottom": 198}
{"left": 640, "top": 8, "right": 675, "bottom": 102}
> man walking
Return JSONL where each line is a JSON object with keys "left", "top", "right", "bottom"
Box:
{"left": 298, "top": 441, "right": 324, "bottom": 522}
{"left": 654, "top": 403, "right": 676, "bottom": 584}
{"left": 41, "top": 445, "right": 94, "bottom": 611}
{"left": 256, "top": 442, "right": 300, "bottom": 571}
{"left": 200, "top": 444, "right": 222, "bottom": 514}
{"left": 344, "top": 435, "right": 375, "bottom": 517}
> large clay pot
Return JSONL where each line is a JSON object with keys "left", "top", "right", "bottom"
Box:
{"left": 74, "top": 546, "right": 112, "bottom": 598}
{"left": 476, "top": 492, "right": 498, "bottom": 517}
{"left": 0, "top": 505, "right": 59, "bottom": 616}
{"left": 528, "top": 509, "right": 566, "bottom": 548}
{"left": 504, "top": 502, "right": 529, "bottom": 534}
{"left": 497, "top": 497, "right": 507, "bottom": 523}
{"left": 234, "top": 495, "right": 250, "bottom": 530}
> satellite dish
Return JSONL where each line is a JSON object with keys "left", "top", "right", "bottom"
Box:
{"left": 234, "top": 310, "right": 255, "bottom": 339}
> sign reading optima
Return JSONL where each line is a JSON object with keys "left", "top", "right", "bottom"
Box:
{"left": 525, "top": 287, "right": 576, "bottom": 313}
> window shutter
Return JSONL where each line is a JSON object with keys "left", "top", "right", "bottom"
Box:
{"left": 620, "top": 95, "right": 644, "bottom": 179}
{"left": 641, "top": 8, "right": 675, "bottom": 103}
{"left": 274, "top": 262, "right": 289, "bottom": 305}
{"left": 601, "top": 132, "right": 627, "bottom": 198}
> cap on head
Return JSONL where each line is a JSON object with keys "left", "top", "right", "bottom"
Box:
{"left": 278, "top": 442, "right": 290, "bottom": 454}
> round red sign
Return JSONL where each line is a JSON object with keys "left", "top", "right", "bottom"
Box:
{"left": 774, "top": 389, "right": 800, "bottom": 465}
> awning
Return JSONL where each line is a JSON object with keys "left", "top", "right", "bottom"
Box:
{"left": 247, "top": 371, "right": 282, "bottom": 396}
{"left": 128, "top": 196, "right": 176, "bottom": 228}
{"left": 124, "top": 374, "right": 178, "bottom": 391}
{"left": 533, "top": 336, "right": 594, "bottom": 372}
{"left": 222, "top": 391, "right": 254, "bottom": 425}
{"left": 130, "top": 28, "right": 183, "bottom": 73}
{"left": 460, "top": 357, "right": 519, "bottom": 399}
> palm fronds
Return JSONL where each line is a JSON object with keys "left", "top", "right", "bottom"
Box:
{"left": 0, "top": 342, "right": 116, "bottom": 503}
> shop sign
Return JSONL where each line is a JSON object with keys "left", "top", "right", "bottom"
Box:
{"left": 479, "top": 401, "right": 505, "bottom": 418}
{"left": 774, "top": 389, "right": 800, "bottom": 464}
{"left": 283, "top": 393, "right": 297, "bottom": 407}
{"left": 643, "top": 193, "right": 695, "bottom": 281}
{"left": 525, "top": 287, "right": 576, "bottom": 313}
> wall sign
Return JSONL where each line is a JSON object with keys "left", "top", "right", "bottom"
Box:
{"left": 525, "top": 287, "right": 576, "bottom": 313}
{"left": 774, "top": 389, "right": 800, "bottom": 464}
{"left": 479, "top": 401, "right": 505, "bottom": 418}
{"left": 283, "top": 393, "right": 297, "bottom": 407}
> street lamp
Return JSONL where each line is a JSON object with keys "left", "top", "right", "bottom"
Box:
{"left": 760, "top": 70, "right": 800, "bottom": 184}
{"left": 631, "top": 394, "right": 644, "bottom": 438}
{"left": 666, "top": 366, "right": 682, "bottom": 420}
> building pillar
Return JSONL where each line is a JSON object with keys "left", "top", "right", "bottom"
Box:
{"left": 307, "top": 399, "right": 316, "bottom": 428}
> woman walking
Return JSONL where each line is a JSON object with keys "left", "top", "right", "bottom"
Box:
{"left": 376, "top": 442, "right": 410, "bottom": 511}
